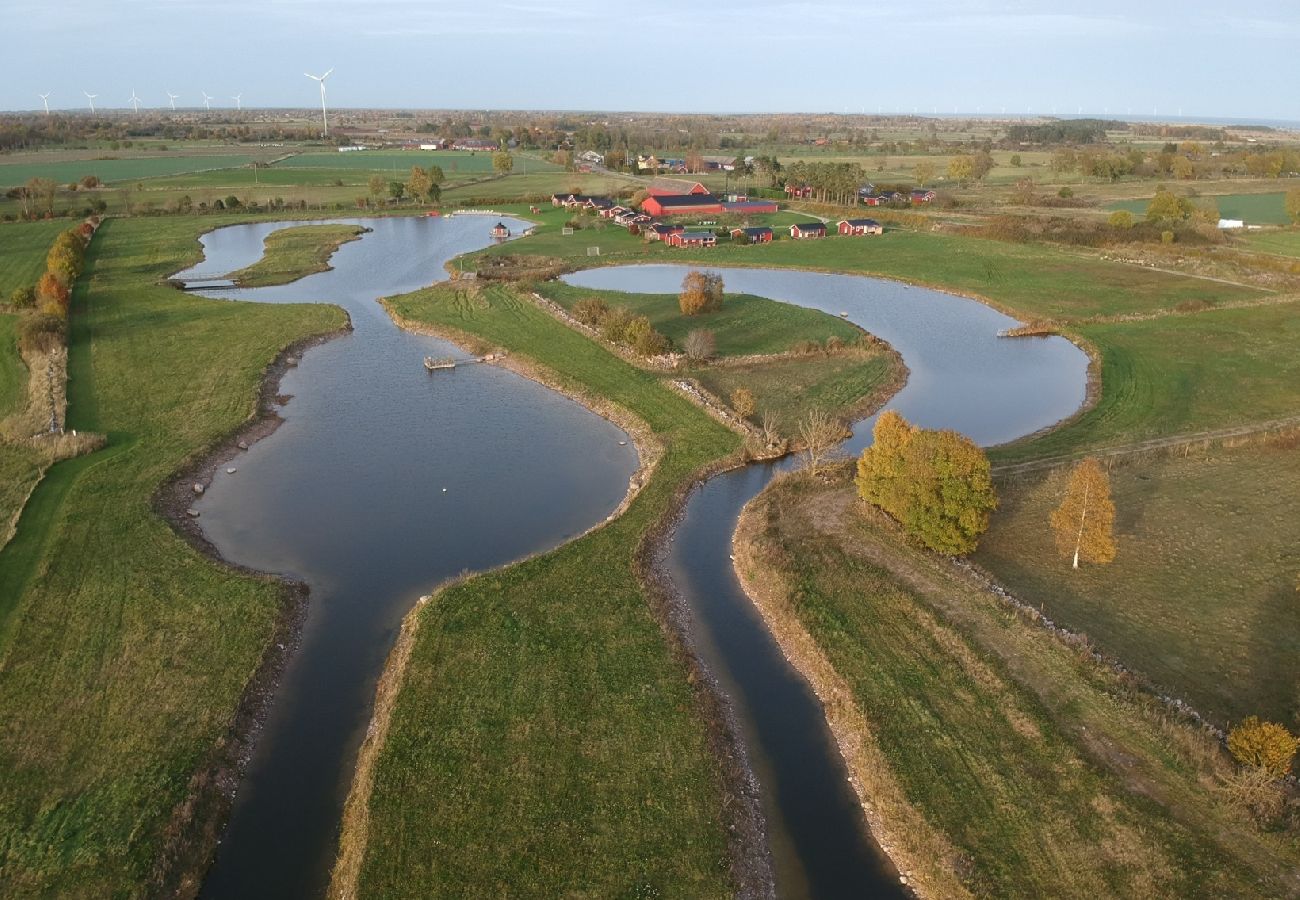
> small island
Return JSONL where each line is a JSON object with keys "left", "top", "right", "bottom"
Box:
{"left": 229, "top": 223, "right": 369, "bottom": 287}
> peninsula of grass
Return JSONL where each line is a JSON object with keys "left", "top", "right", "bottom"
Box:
{"left": 334, "top": 281, "right": 757, "bottom": 898}
{"left": 978, "top": 437, "right": 1300, "bottom": 727}
{"left": 228, "top": 223, "right": 368, "bottom": 287}
{"left": 735, "top": 468, "right": 1300, "bottom": 899}
{"left": 0, "top": 215, "right": 345, "bottom": 896}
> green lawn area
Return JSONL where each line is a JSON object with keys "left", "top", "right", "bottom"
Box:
{"left": 736, "top": 470, "right": 1298, "bottom": 898}
{"left": 228, "top": 223, "right": 367, "bottom": 287}
{"left": 0, "top": 215, "right": 345, "bottom": 896}
{"left": 0, "top": 220, "right": 70, "bottom": 296}
{"left": 0, "top": 444, "right": 44, "bottom": 551}
{"left": 0, "top": 154, "right": 257, "bottom": 187}
{"left": 344, "top": 282, "right": 742, "bottom": 897}
{"left": 978, "top": 440, "right": 1300, "bottom": 727}
{"left": 484, "top": 227, "right": 1261, "bottom": 322}
{"left": 0, "top": 314, "right": 27, "bottom": 417}
{"left": 1109, "top": 193, "right": 1292, "bottom": 226}
{"left": 1239, "top": 228, "right": 1300, "bottom": 258}
{"left": 536, "top": 281, "right": 862, "bottom": 356}
{"left": 995, "top": 303, "right": 1300, "bottom": 462}
{"left": 273, "top": 150, "right": 562, "bottom": 174}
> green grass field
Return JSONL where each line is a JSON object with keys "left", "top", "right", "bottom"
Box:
{"left": 1239, "top": 228, "right": 1300, "bottom": 258}
{"left": 0, "top": 215, "right": 345, "bottom": 896}
{"left": 536, "top": 281, "right": 863, "bottom": 356}
{"left": 737, "top": 469, "right": 1299, "bottom": 898}
{"left": 0, "top": 314, "right": 26, "bottom": 418}
{"left": 978, "top": 440, "right": 1300, "bottom": 728}
{"left": 995, "top": 303, "right": 1300, "bottom": 462}
{"left": 0, "top": 154, "right": 258, "bottom": 188}
{"left": 345, "top": 282, "right": 743, "bottom": 896}
{"left": 272, "top": 150, "right": 562, "bottom": 174}
{"left": 1109, "top": 193, "right": 1292, "bottom": 226}
{"left": 229, "top": 223, "right": 367, "bottom": 287}
{"left": 0, "top": 220, "right": 71, "bottom": 295}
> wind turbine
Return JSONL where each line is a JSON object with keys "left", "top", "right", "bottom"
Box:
{"left": 84, "top": 91, "right": 97, "bottom": 113}
{"left": 304, "top": 68, "right": 333, "bottom": 136}
{"left": 166, "top": 91, "right": 179, "bottom": 111}
{"left": 201, "top": 91, "right": 213, "bottom": 111}
{"left": 231, "top": 92, "right": 242, "bottom": 110}
{"left": 128, "top": 89, "right": 142, "bottom": 113}
{"left": 38, "top": 92, "right": 50, "bottom": 115}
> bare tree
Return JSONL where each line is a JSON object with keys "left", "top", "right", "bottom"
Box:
{"left": 799, "top": 409, "right": 841, "bottom": 475}
{"left": 682, "top": 328, "right": 716, "bottom": 362}
{"left": 760, "top": 410, "right": 782, "bottom": 448}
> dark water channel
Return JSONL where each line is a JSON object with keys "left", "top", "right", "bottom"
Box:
{"left": 566, "top": 265, "right": 1090, "bottom": 898}
{"left": 178, "top": 217, "right": 639, "bottom": 899}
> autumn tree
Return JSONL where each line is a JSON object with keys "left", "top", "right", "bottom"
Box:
{"left": 1227, "top": 717, "right": 1299, "bottom": 777}
{"left": 1108, "top": 209, "right": 1134, "bottom": 229}
{"left": 679, "top": 270, "right": 724, "bottom": 316}
{"left": 730, "top": 387, "right": 755, "bottom": 419}
{"left": 406, "top": 166, "right": 432, "bottom": 202}
{"left": 1285, "top": 187, "right": 1300, "bottom": 224}
{"left": 913, "top": 161, "right": 935, "bottom": 187}
{"left": 1049, "top": 457, "right": 1116, "bottom": 569}
{"left": 26, "top": 177, "right": 58, "bottom": 217}
{"left": 367, "top": 175, "right": 386, "bottom": 203}
{"left": 36, "top": 272, "right": 70, "bottom": 317}
{"left": 492, "top": 151, "right": 514, "bottom": 175}
{"left": 856, "top": 411, "right": 996, "bottom": 555}
{"left": 947, "top": 155, "right": 974, "bottom": 185}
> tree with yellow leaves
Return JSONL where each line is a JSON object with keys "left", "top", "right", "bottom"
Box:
{"left": 1227, "top": 717, "right": 1299, "bottom": 778}
{"left": 1050, "top": 457, "right": 1116, "bottom": 569}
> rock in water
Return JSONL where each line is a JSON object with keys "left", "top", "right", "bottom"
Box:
{"left": 192, "top": 483, "right": 204, "bottom": 495}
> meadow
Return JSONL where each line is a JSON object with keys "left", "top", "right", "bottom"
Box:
{"left": 1240, "top": 228, "right": 1300, "bottom": 258}
{"left": 0, "top": 153, "right": 259, "bottom": 187}
{"left": 734, "top": 468, "right": 1299, "bottom": 898}
{"left": 0, "top": 220, "right": 75, "bottom": 294}
{"left": 0, "top": 215, "right": 345, "bottom": 896}
{"left": 1109, "top": 192, "right": 1292, "bottom": 225}
{"left": 272, "top": 149, "right": 562, "bottom": 174}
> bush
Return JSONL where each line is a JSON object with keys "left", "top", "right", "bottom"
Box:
{"left": 730, "top": 387, "right": 755, "bottom": 418}
{"left": 1108, "top": 209, "right": 1134, "bottom": 229}
{"left": 1058, "top": 186, "right": 1074, "bottom": 199}
{"left": 627, "top": 317, "right": 670, "bottom": 357}
{"left": 18, "top": 313, "right": 66, "bottom": 355}
{"left": 8, "top": 286, "right": 36, "bottom": 309}
{"left": 1161, "top": 230, "right": 1175, "bottom": 245}
{"left": 682, "top": 329, "right": 716, "bottom": 361}
{"left": 572, "top": 296, "right": 610, "bottom": 328}
{"left": 1227, "top": 717, "right": 1298, "bottom": 777}
{"left": 599, "top": 306, "right": 635, "bottom": 344}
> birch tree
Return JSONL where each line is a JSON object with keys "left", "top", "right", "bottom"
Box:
{"left": 1049, "top": 457, "right": 1116, "bottom": 568}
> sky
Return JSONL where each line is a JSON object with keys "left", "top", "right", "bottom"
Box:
{"left": 2, "top": 0, "right": 1297, "bottom": 121}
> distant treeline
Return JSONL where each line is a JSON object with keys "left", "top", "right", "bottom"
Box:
{"left": 1004, "top": 119, "right": 1127, "bottom": 145}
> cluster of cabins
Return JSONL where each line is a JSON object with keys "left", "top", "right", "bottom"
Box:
{"left": 784, "top": 183, "right": 937, "bottom": 205}
{"left": 550, "top": 176, "right": 880, "bottom": 251}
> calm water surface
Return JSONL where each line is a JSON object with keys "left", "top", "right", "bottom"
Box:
{"left": 182, "top": 217, "right": 638, "bottom": 899}
{"left": 566, "top": 264, "right": 1090, "bottom": 898}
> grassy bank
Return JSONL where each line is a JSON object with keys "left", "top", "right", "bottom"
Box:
{"left": 0, "top": 221, "right": 71, "bottom": 296}
{"left": 736, "top": 468, "right": 1300, "bottom": 898}
{"left": 978, "top": 438, "right": 1300, "bottom": 727}
{"left": 337, "top": 281, "right": 752, "bottom": 897}
{"left": 229, "top": 222, "right": 368, "bottom": 286}
{"left": 0, "top": 215, "right": 345, "bottom": 896}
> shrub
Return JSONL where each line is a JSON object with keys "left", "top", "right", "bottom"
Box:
{"left": 8, "top": 286, "right": 36, "bottom": 309}
{"left": 572, "top": 296, "right": 610, "bottom": 328}
{"left": 18, "top": 313, "right": 66, "bottom": 355}
{"left": 1161, "top": 230, "right": 1175, "bottom": 245}
{"left": 1108, "top": 209, "right": 1134, "bottom": 229}
{"left": 682, "top": 328, "right": 716, "bottom": 361}
{"left": 599, "top": 306, "right": 635, "bottom": 344}
{"left": 628, "top": 318, "right": 670, "bottom": 357}
{"left": 1227, "top": 717, "right": 1298, "bottom": 777}
{"left": 730, "top": 387, "right": 755, "bottom": 418}
{"left": 36, "top": 272, "right": 70, "bottom": 316}
{"left": 1058, "top": 186, "right": 1074, "bottom": 199}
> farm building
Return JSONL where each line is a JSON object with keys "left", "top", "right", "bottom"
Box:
{"left": 646, "top": 223, "right": 685, "bottom": 242}
{"left": 641, "top": 193, "right": 725, "bottom": 217}
{"left": 722, "top": 199, "right": 779, "bottom": 214}
{"left": 646, "top": 178, "right": 711, "bottom": 197}
{"left": 667, "top": 231, "right": 717, "bottom": 249}
{"left": 789, "top": 222, "right": 827, "bottom": 239}
{"left": 911, "top": 189, "right": 937, "bottom": 204}
{"left": 731, "top": 226, "right": 773, "bottom": 244}
{"left": 584, "top": 197, "right": 616, "bottom": 213}
{"left": 838, "top": 219, "right": 883, "bottom": 236}
{"left": 785, "top": 183, "right": 814, "bottom": 199}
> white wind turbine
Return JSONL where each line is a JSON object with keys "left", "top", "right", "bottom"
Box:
{"left": 167, "top": 91, "right": 179, "bottom": 111}
{"left": 231, "top": 93, "right": 242, "bottom": 110}
{"left": 201, "top": 91, "right": 213, "bottom": 111}
{"left": 84, "top": 91, "right": 98, "bottom": 113}
{"left": 304, "top": 68, "right": 334, "bottom": 136}
{"left": 38, "top": 92, "right": 51, "bottom": 115}
{"left": 128, "top": 89, "right": 142, "bottom": 112}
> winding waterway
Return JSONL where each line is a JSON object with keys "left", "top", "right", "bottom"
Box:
{"left": 177, "top": 217, "right": 639, "bottom": 899}
{"left": 565, "top": 264, "right": 1090, "bottom": 898}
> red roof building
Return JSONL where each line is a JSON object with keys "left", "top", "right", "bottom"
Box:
{"left": 789, "top": 222, "right": 827, "bottom": 239}
{"left": 646, "top": 178, "right": 711, "bottom": 197}
{"left": 666, "top": 230, "right": 717, "bottom": 248}
{"left": 641, "top": 194, "right": 724, "bottom": 217}
{"left": 837, "top": 219, "right": 883, "bottom": 236}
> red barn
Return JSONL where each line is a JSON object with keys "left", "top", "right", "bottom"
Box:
{"left": 646, "top": 178, "right": 711, "bottom": 197}
{"left": 641, "top": 193, "right": 724, "bottom": 217}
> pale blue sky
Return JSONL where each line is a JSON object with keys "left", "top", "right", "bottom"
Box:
{"left": 2, "top": 0, "right": 1297, "bottom": 121}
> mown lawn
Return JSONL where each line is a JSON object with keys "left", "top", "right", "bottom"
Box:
{"left": 737, "top": 470, "right": 1298, "bottom": 898}
{"left": 536, "top": 281, "right": 863, "bottom": 356}
{"left": 1240, "top": 228, "right": 1300, "bottom": 258}
{"left": 229, "top": 223, "right": 367, "bottom": 286}
{"left": 0, "top": 215, "right": 345, "bottom": 896}
{"left": 0, "top": 220, "right": 70, "bottom": 296}
{"left": 349, "top": 282, "right": 742, "bottom": 897}
{"left": 994, "top": 303, "right": 1300, "bottom": 462}
{"left": 978, "top": 439, "right": 1300, "bottom": 727}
